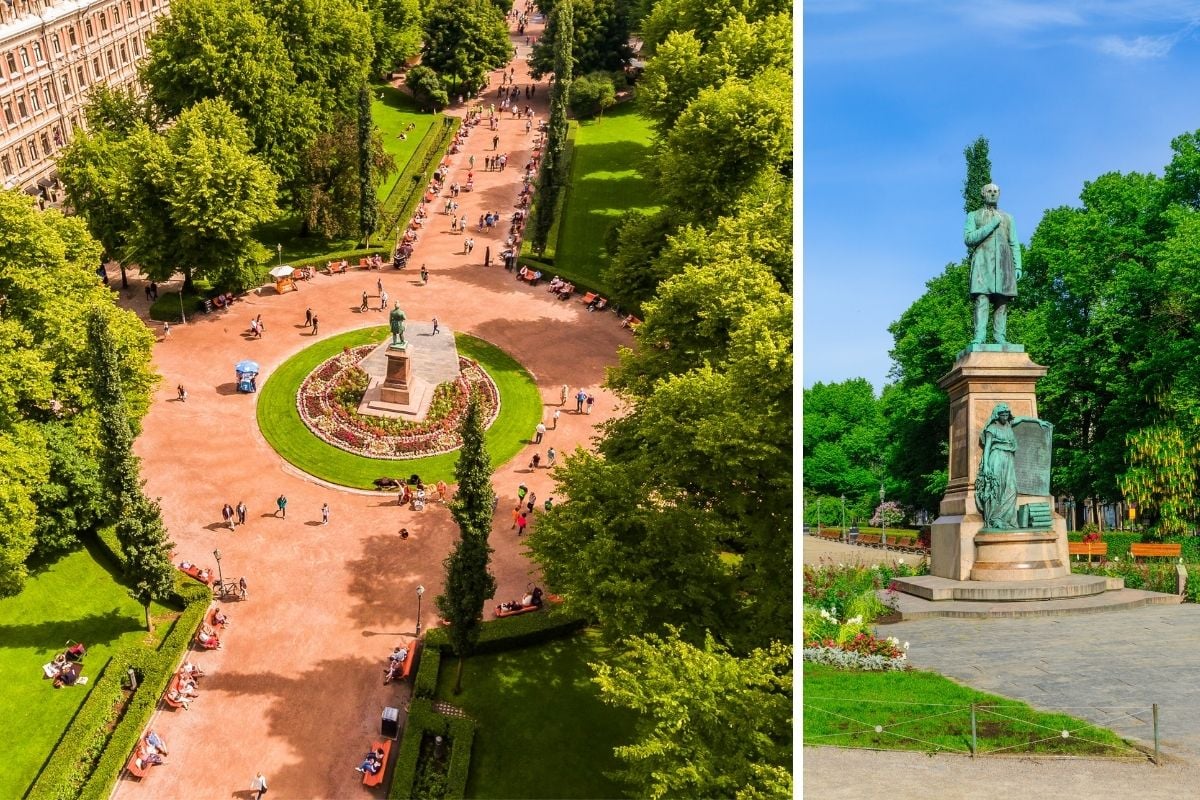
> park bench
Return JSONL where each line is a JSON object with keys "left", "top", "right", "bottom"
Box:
{"left": 815, "top": 529, "right": 843, "bottom": 542}
{"left": 387, "top": 636, "right": 419, "bottom": 683}
{"left": 1068, "top": 541, "right": 1108, "bottom": 563}
{"left": 580, "top": 291, "right": 597, "bottom": 306}
{"left": 621, "top": 315, "right": 642, "bottom": 330}
{"left": 126, "top": 750, "right": 150, "bottom": 779}
{"left": 1130, "top": 543, "right": 1182, "bottom": 562}
{"left": 856, "top": 533, "right": 882, "bottom": 547}
{"left": 362, "top": 739, "right": 393, "bottom": 787}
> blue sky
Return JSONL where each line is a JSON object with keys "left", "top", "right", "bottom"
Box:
{"left": 803, "top": 1, "right": 1200, "bottom": 393}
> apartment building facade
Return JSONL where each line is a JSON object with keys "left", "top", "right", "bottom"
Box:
{"left": 0, "top": 0, "right": 168, "bottom": 203}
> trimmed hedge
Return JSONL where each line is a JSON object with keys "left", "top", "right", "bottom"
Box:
{"left": 25, "top": 530, "right": 212, "bottom": 800}
{"left": 444, "top": 715, "right": 475, "bottom": 798}
{"left": 423, "top": 607, "right": 587, "bottom": 656}
{"left": 380, "top": 116, "right": 463, "bottom": 240}
{"left": 388, "top": 698, "right": 477, "bottom": 800}
{"left": 280, "top": 246, "right": 389, "bottom": 273}
{"left": 413, "top": 643, "right": 442, "bottom": 700}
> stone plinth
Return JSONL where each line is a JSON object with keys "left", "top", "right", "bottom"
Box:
{"left": 380, "top": 346, "right": 413, "bottom": 405}
{"left": 357, "top": 323, "right": 460, "bottom": 420}
{"left": 929, "top": 349, "right": 1069, "bottom": 580}
{"left": 891, "top": 573, "right": 1118, "bottom": 602}
{"left": 970, "top": 530, "right": 1068, "bottom": 581}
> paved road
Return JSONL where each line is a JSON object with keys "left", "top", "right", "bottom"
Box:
{"left": 803, "top": 534, "right": 926, "bottom": 568}
{"left": 885, "top": 604, "right": 1200, "bottom": 763}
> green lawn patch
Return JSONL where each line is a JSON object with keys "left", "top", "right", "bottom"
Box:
{"left": 0, "top": 542, "right": 174, "bottom": 796}
{"left": 373, "top": 84, "right": 439, "bottom": 202}
{"left": 552, "top": 104, "right": 659, "bottom": 294}
{"left": 804, "top": 663, "right": 1141, "bottom": 758}
{"left": 434, "top": 629, "right": 633, "bottom": 798}
{"left": 256, "top": 328, "right": 542, "bottom": 488}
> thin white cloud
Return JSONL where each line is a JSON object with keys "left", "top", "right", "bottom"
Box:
{"left": 1093, "top": 22, "right": 1197, "bottom": 59}
{"left": 955, "top": 1, "right": 1084, "bottom": 30}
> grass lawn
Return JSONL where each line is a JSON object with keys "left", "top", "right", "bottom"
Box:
{"left": 804, "top": 663, "right": 1141, "bottom": 758}
{"left": 0, "top": 541, "right": 176, "bottom": 796}
{"left": 256, "top": 328, "right": 542, "bottom": 488}
{"left": 554, "top": 104, "right": 659, "bottom": 294}
{"left": 373, "top": 84, "right": 438, "bottom": 202}
{"left": 435, "top": 630, "right": 633, "bottom": 798}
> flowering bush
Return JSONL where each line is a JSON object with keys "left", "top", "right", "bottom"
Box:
{"left": 870, "top": 500, "right": 906, "bottom": 528}
{"left": 802, "top": 561, "right": 926, "bottom": 620}
{"left": 803, "top": 645, "right": 908, "bottom": 671}
{"left": 296, "top": 345, "right": 500, "bottom": 459}
{"left": 802, "top": 604, "right": 908, "bottom": 671}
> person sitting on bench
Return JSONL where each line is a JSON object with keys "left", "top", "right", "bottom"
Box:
{"left": 547, "top": 276, "right": 563, "bottom": 292}
{"left": 196, "top": 626, "right": 221, "bottom": 649}
{"left": 357, "top": 748, "right": 386, "bottom": 774}
{"left": 166, "top": 688, "right": 192, "bottom": 709}
{"left": 531, "top": 586, "right": 544, "bottom": 607}
{"left": 212, "top": 608, "right": 229, "bottom": 627}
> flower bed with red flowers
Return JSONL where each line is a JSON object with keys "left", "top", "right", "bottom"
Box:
{"left": 297, "top": 344, "right": 500, "bottom": 459}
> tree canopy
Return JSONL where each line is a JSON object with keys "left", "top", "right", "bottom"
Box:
{"left": 421, "top": 0, "right": 512, "bottom": 96}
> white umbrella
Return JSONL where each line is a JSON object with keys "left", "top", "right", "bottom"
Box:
{"left": 269, "top": 265, "right": 294, "bottom": 279}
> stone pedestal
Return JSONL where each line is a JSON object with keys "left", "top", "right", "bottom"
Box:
{"left": 380, "top": 346, "right": 413, "bottom": 405}
{"left": 929, "top": 349, "right": 1068, "bottom": 581}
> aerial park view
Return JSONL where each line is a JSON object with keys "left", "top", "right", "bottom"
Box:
{"left": 0, "top": 0, "right": 792, "bottom": 797}
{"left": 806, "top": 3, "right": 1200, "bottom": 797}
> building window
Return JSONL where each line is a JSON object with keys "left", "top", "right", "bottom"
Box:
{"left": 93, "top": 57, "right": 101, "bottom": 79}
{"left": 139, "top": 0, "right": 145, "bottom": 11}
{"left": 19, "top": 47, "right": 30, "bottom": 69}
{"left": 99, "top": 13, "right": 108, "bottom": 32}
{"left": 76, "top": 66, "right": 86, "bottom": 88}
{"left": 43, "top": 84, "right": 54, "bottom": 106}
{"left": 40, "top": 132, "right": 51, "bottom": 155}
{"left": 3, "top": 105, "right": 13, "bottom": 126}
{"left": 106, "top": 50, "right": 116, "bottom": 71}
{"left": 85, "top": 19, "right": 94, "bottom": 38}
{"left": 62, "top": 75, "right": 71, "bottom": 97}
{"left": 132, "top": 36, "right": 140, "bottom": 56}
{"left": 113, "top": 4, "right": 121, "bottom": 23}
{"left": 32, "top": 42, "right": 43, "bottom": 62}
{"left": 15, "top": 146, "right": 26, "bottom": 169}
{"left": 68, "top": 26, "right": 78, "bottom": 47}
{"left": 17, "top": 97, "right": 27, "bottom": 117}
{"left": 28, "top": 138, "right": 38, "bottom": 161}
{"left": 5, "top": 53, "right": 15, "bottom": 75}
{"left": 126, "top": 0, "right": 133, "bottom": 16}
{"left": 1, "top": 154, "right": 11, "bottom": 177}
{"left": 30, "top": 90, "right": 40, "bottom": 112}
{"left": 119, "top": 43, "right": 128, "bottom": 63}
{"left": 51, "top": 34, "right": 62, "bottom": 55}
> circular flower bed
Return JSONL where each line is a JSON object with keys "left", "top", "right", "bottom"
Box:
{"left": 297, "top": 344, "right": 500, "bottom": 459}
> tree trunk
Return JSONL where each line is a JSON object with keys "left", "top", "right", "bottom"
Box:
{"left": 119, "top": 262, "right": 129, "bottom": 289}
{"left": 182, "top": 266, "right": 195, "bottom": 296}
{"left": 453, "top": 655, "right": 465, "bottom": 694}
{"left": 144, "top": 602, "right": 154, "bottom": 633}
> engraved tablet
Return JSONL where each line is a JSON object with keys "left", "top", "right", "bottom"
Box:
{"left": 1014, "top": 420, "right": 1052, "bottom": 496}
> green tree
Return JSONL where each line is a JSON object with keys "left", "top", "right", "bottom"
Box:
{"left": 593, "top": 629, "right": 792, "bottom": 799}
{"left": 803, "top": 379, "right": 885, "bottom": 504}
{"left": 568, "top": 72, "right": 617, "bottom": 118}
{"left": 529, "top": 0, "right": 574, "bottom": 253}
{"left": 358, "top": 85, "right": 379, "bottom": 247}
{"left": 529, "top": 0, "right": 632, "bottom": 79}
{"left": 405, "top": 65, "right": 450, "bottom": 111}
{"left": 297, "top": 119, "right": 395, "bottom": 240}
{"left": 435, "top": 396, "right": 497, "bottom": 692}
{"left": 57, "top": 131, "right": 134, "bottom": 288}
{"left": 638, "top": 0, "right": 789, "bottom": 54}
{"left": 962, "top": 135, "right": 992, "bottom": 214}
{"left": 120, "top": 99, "right": 279, "bottom": 293}
{"left": 87, "top": 310, "right": 174, "bottom": 631}
{"left": 421, "top": 0, "right": 512, "bottom": 96}
{"left": 141, "top": 0, "right": 320, "bottom": 192}
{"left": 365, "top": 0, "right": 424, "bottom": 75}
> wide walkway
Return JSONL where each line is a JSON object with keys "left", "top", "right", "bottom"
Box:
{"left": 109, "top": 10, "right": 628, "bottom": 799}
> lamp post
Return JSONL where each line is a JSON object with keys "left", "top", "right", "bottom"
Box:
{"left": 178, "top": 290, "right": 186, "bottom": 325}
{"left": 415, "top": 584, "right": 425, "bottom": 636}
{"left": 841, "top": 494, "right": 847, "bottom": 543}
{"left": 213, "top": 548, "right": 224, "bottom": 588}
{"left": 879, "top": 484, "right": 887, "bottom": 552}
{"left": 277, "top": 243, "right": 283, "bottom": 268}
{"left": 816, "top": 497, "right": 822, "bottom": 534}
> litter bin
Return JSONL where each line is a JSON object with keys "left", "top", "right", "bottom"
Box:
{"left": 203, "top": 298, "right": 213, "bottom": 314}
{"left": 381, "top": 706, "right": 400, "bottom": 739}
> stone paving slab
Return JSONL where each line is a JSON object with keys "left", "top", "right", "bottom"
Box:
{"left": 885, "top": 604, "right": 1200, "bottom": 762}
{"left": 887, "top": 586, "right": 1181, "bottom": 619}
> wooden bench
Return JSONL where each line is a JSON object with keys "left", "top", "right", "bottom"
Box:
{"left": 1130, "top": 543, "right": 1182, "bottom": 562}
{"left": 815, "top": 529, "right": 842, "bottom": 541}
{"left": 855, "top": 534, "right": 882, "bottom": 547}
{"left": 1068, "top": 541, "right": 1109, "bottom": 561}
{"left": 362, "top": 739, "right": 393, "bottom": 787}
{"left": 621, "top": 315, "right": 642, "bottom": 330}
{"left": 178, "top": 563, "right": 213, "bottom": 586}
{"left": 126, "top": 749, "right": 150, "bottom": 778}
{"left": 580, "top": 291, "right": 597, "bottom": 306}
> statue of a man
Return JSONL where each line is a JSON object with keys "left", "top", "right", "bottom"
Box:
{"left": 977, "top": 403, "right": 1051, "bottom": 529}
{"left": 389, "top": 302, "right": 406, "bottom": 346}
{"left": 964, "top": 183, "right": 1021, "bottom": 345}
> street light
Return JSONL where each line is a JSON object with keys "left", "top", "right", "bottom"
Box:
{"left": 213, "top": 548, "right": 224, "bottom": 588}
{"left": 178, "top": 290, "right": 186, "bottom": 325}
{"left": 816, "top": 497, "right": 822, "bottom": 534}
{"left": 841, "top": 494, "right": 847, "bottom": 542}
{"left": 879, "top": 484, "right": 887, "bottom": 552}
{"left": 276, "top": 243, "right": 283, "bottom": 268}
{"left": 415, "top": 584, "right": 425, "bottom": 636}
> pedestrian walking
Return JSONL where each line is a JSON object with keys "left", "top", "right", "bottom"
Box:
{"left": 321, "top": 503, "right": 330, "bottom": 525}
{"left": 517, "top": 482, "right": 528, "bottom": 502}
{"left": 552, "top": 408, "right": 560, "bottom": 429}
{"left": 526, "top": 491, "right": 537, "bottom": 513}
{"left": 460, "top": 214, "right": 468, "bottom": 232}
{"left": 251, "top": 773, "right": 268, "bottom": 800}
{"left": 255, "top": 314, "right": 264, "bottom": 336}
{"left": 586, "top": 394, "right": 595, "bottom": 415}
{"left": 469, "top": 154, "right": 475, "bottom": 169}
{"left": 525, "top": 119, "right": 531, "bottom": 134}
{"left": 452, "top": 215, "right": 459, "bottom": 232}
{"left": 305, "top": 307, "right": 313, "bottom": 327}
{"left": 163, "top": 321, "right": 171, "bottom": 339}
{"left": 493, "top": 134, "right": 499, "bottom": 150}
{"left": 276, "top": 494, "right": 287, "bottom": 518}
{"left": 379, "top": 289, "right": 389, "bottom": 311}
{"left": 238, "top": 576, "right": 248, "bottom": 599}
{"left": 547, "top": 447, "right": 556, "bottom": 466}
{"left": 512, "top": 505, "right": 521, "bottom": 529}
{"left": 361, "top": 291, "right": 369, "bottom": 312}
{"left": 222, "top": 503, "right": 235, "bottom": 530}
{"left": 377, "top": 277, "right": 383, "bottom": 295}
{"left": 544, "top": 496, "right": 553, "bottom": 511}
{"left": 575, "top": 388, "right": 587, "bottom": 413}
{"left": 561, "top": 384, "right": 568, "bottom": 406}
{"left": 516, "top": 512, "right": 528, "bottom": 536}
{"left": 529, "top": 452, "right": 541, "bottom": 469}
{"left": 311, "top": 315, "right": 319, "bottom": 335}
{"left": 237, "top": 501, "right": 247, "bottom": 525}
{"left": 421, "top": 265, "right": 429, "bottom": 284}
{"left": 177, "top": 384, "right": 187, "bottom": 402}
{"left": 432, "top": 317, "right": 440, "bottom": 335}
{"left": 534, "top": 422, "right": 546, "bottom": 444}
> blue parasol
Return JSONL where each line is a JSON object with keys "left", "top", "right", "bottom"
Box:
{"left": 235, "top": 360, "right": 260, "bottom": 374}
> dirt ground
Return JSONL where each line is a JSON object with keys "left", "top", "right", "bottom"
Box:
{"left": 107, "top": 13, "right": 627, "bottom": 799}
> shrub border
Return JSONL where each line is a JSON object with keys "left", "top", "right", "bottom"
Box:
{"left": 25, "top": 530, "right": 211, "bottom": 800}
{"left": 389, "top": 608, "right": 589, "bottom": 798}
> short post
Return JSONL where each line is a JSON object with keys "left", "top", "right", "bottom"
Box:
{"left": 841, "top": 494, "right": 847, "bottom": 543}
{"left": 970, "top": 703, "right": 977, "bottom": 756}
{"left": 879, "top": 485, "right": 887, "bottom": 553}
{"left": 213, "top": 549, "right": 224, "bottom": 588}
{"left": 1153, "top": 703, "right": 1160, "bottom": 765}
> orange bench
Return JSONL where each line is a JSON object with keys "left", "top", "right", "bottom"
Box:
{"left": 621, "top": 315, "right": 642, "bottom": 329}
{"left": 178, "top": 563, "right": 213, "bottom": 586}
{"left": 362, "top": 739, "right": 393, "bottom": 787}
{"left": 580, "top": 292, "right": 597, "bottom": 306}
{"left": 1068, "top": 541, "right": 1108, "bottom": 561}
{"left": 1130, "top": 543, "right": 1181, "bottom": 562}
{"left": 385, "top": 636, "right": 419, "bottom": 683}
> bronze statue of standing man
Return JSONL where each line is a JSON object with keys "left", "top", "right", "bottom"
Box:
{"left": 964, "top": 183, "right": 1020, "bottom": 345}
